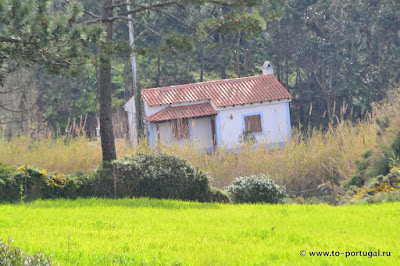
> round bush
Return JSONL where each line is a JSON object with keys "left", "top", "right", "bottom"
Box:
{"left": 225, "top": 174, "right": 286, "bottom": 204}
{"left": 95, "top": 153, "right": 212, "bottom": 202}
{"left": 0, "top": 238, "right": 52, "bottom": 265}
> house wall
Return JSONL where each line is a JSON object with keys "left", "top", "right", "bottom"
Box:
{"left": 157, "top": 121, "right": 172, "bottom": 144}
{"left": 216, "top": 100, "right": 291, "bottom": 149}
{"left": 149, "top": 117, "right": 214, "bottom": 151}
{"left": 124, "top": 97, "right": 137, "bottom": 145}
{"left": 191, "top": 117, "right": 214, "bottom": 150}
{"left": 143, "top": 102, "right": 165, "bottom": 117}
{"left": 137, "top": 99, "right": 291, "bottom": 151}
{"left": 144, "top": 100, "right": 212, "bottom": 116}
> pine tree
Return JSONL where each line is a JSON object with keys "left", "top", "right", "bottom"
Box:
{"left": 0, "top": 0, "right": 103, "bottom": 84}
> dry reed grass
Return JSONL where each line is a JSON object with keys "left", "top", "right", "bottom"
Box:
{"left": 4, "top": 90, "right": 400, "bottom": 191}
{"left": 0, "top": 119, "right": 376, "bottom": 191}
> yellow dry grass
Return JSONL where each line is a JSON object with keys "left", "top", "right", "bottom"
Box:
{"left": 0, "top": 119, "right": 376, "bottom": 191}
{"left": 5, "top": 90, "right": 400, "bottom": 191}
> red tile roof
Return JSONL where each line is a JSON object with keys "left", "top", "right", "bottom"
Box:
{"left": 144, "top": 102, "right": 217, "bottom": 122}
{"left": 142, "top": 75, "right": 292, "bottom": 107}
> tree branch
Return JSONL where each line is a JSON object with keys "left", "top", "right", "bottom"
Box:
{"left": 0, "top": 37, "right": 23, "bottom": 44}
{"left": 107, "top": 0, "right": 131, "bottom": 9}
{"left": 134, "top": 3, "right": 196, "bottom": 30}
{"left": 0, "top": 88, "right": 25, "bottom": 94}
{"left": 207, "top": 0, "right": 236, "bottom": 7}
{"left": 62, "top": 0, "right": 100, "bottom": 18}
{"left": 0, "top": 119, "right": 28, "bottom": 125}
{"left": 0, "top": 103, "right": 32, "bottom": 113}
{"left": 111, "top": 16, "right": 162, "bottom": 37}
{"left": 119, "top": 1, "right": 180, "bottom": 16}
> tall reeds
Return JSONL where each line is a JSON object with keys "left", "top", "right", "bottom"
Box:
{"left": 6, "top": 89, "right": 400, "bottom": 191}
{"left": 0, "top": 118, "right": 376, "bottom": 191}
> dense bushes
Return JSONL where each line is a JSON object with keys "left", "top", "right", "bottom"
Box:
{"left": 0, "top": 238, "right": 52, "bottom": 265}
{"left": 0, "top": 162, "right": 80, "bottom": 202}
{"left": 225, "top": 174, "right": 286, "bottom": 204}
{"left": 343, "top": 96, "right": 400, "bottom": 192}
{"left": 0, "top": 153, "right": 229, "bottom": 203}
{"left": 1, "top": 154, "right": 291, "bottom": 204}
{"left": 94, "top": 153, "right": 214, "bottom": 202}
{"left": 340, "top": 94, "right": 400, "bottom": 203}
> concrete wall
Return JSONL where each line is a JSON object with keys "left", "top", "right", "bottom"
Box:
{"left": 144, "top": 100, "right": 212, "bottom": 116}
{"left": 124, "top": 96, "right": 137, "bottom": 145}
{"left": 149, "top": 117, "right": 214, "bottom": 151}
{"left": 216, "top": 100, "right": 291, "bottom": 149}
{"left": 191, "top": 117, "right": 214, "bottom": 150}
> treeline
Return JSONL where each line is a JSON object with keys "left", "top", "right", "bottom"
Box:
{"left": 0, "top": 0, "right": 399, "bottom": 137}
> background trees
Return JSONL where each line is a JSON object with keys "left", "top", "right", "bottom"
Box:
{"left": 1, "top": 0, "right": 399, "bottom": 158}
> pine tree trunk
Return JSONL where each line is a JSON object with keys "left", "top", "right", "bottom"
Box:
{"left": 99, "top": 0, "right": 116, "bottom": 162}
{"left": 297, "top": 67, "right": 303, "bottom": 124}
{"left": 235, "top": 31, "right": 241, "bottom": 77}
{"left": 156, "top": 53, "right": 161, "bottom": 87}
{"left": 243, "top": 47, "right": 248, "bottom": 76}
{"left": 173, "top": 56, "right": 177, "bottom": 84}
{"left": 218, "top": 33, "right": 226, "bottom": 79}
{"left": 200, "top": 48, "right": 204, "bottom": 82}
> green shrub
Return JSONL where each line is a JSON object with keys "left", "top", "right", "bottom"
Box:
{"left": 209, "top": 187, "right": 230, "bottom": 203}
{"left": 0, "top": 154, "right": 223, "bottom": 203}
{"left": 0, "top": 162, "right": 18, "bottom": 202}
{"left": 239, "top": 130, "right": 256, "bottom": 145}
{"left": 0, "top": 238, "right": 52, "bottom": 265}
{"left": 343, "top": 175, "right": 364, "bottom": 189}
{"left": 0, "top": 163, "right": 80, "bottom": 202}
{"left": 348, "top": 107, "right": 400, "bottom": 193}
{"left": 225, "top": 174, "right": 286, "bottom": 204}
{"left": 95, "top": 153, "right": 212, "bottom": 202}
{"left": 70, "top": 170, "right": 96, "bottom": 198}
{"left": 0, "top": 161, "right": 15, "bottom": 179}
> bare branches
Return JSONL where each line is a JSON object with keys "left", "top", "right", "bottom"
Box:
{"left": 107, "top": 0, "right": 131, "bottom": 9}
{"left": 0, "top": 88, "right": 25, "bottom": 94}
{"left": 119, "top": 1, "right": 180, "bottom": 16}
{"left": 207, "top": 0, "right": 235, "bottom": 6}
{"left": 0, "top": 119, "right": 27, "bottom": 125}
{"left": 0, "top": 103, "right": 31, "bottom": 113}
{"left": 83, "top": 9, "right": 101, "bottom": 19}
{"left": 111, "top": 16, "right": 162, "bottom": 37}
{"left": 133, "top": 3, "right": 195, "bottom": 30}
{"left": 82, "top": 0, "right": 233, "bottom": 30}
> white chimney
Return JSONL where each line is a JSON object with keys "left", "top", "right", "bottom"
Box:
{"left": 262, "top": 61, "right": 273, "bottom": 75}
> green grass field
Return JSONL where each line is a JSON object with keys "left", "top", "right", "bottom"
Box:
{"left": 0, "top": 198, "right": 399, "bottom": 265}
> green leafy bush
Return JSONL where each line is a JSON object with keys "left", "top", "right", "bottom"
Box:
{"left": 225, "top": 174, "right": 286, "bottom": 204}
{"left": 343, "top": 175, "right": 364, "bottom": 189}
{"left": 0, "top": 154, "right": 226, "bottom": 203}
{"left": 0, "top": 238, "right": 52, "bottom": 265}
{"left": 209, "top": 187, "right": 230, "bottom": 203}
{"left": 70, "top": 170, "right": 96, "bottom": 198}
{"left": 95, "top": 153, "right": 213, "bottom": 202}
{"left": 347, "top": 103, "right": 400, "bottom": 191}
{"left": 238, "top": 130, "right": 256, "bottom": 145}
{"left": 0, "top": 163, "right": 79, "bottom": 202}
{"left": 0, "top": 162, "right": 17, "bottom": 201}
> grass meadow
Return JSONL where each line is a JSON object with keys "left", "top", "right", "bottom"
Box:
{"left": 0, "top": 198, "right": 399, "bottom": 265}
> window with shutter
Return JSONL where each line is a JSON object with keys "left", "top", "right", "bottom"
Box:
{"left": 172, "top": 118, "right": 190, "bottom": 140}
{"left": 244, "top": 115, "right": 262, "bottom": 133}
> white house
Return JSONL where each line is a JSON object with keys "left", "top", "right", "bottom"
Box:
{"left": 124, "top": 61, "right": 292, "bottom": 151}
